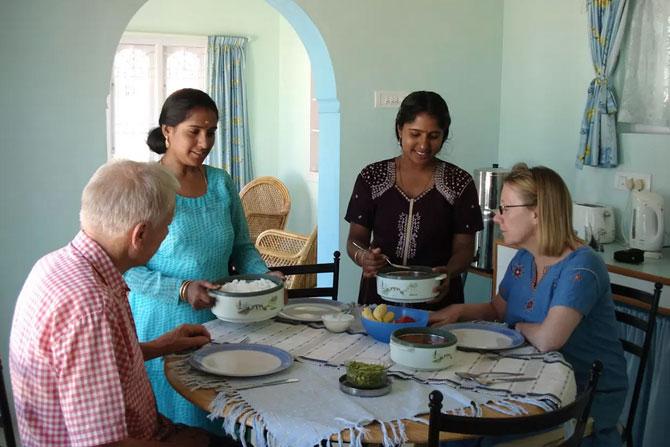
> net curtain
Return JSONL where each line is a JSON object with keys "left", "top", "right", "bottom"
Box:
{"left": 576, "top": 0, "right": 629, "bottom": 168}
{"left": 208, "top": 36, "right": 253, "bottom": 190}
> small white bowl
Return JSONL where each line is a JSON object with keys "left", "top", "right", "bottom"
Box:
{"left": 321, "top": 313, "right": 354, "bottom": 333}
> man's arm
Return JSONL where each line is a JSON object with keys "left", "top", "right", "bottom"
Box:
{"left": 140, "top": 324, "right": 211, "bottom": 361}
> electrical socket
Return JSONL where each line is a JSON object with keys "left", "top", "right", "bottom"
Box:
{"left": 374, "top": 91, "right": 409, "bottom": 108}
{"left": 614, "top": 171, "right": 652, "bottom": 191}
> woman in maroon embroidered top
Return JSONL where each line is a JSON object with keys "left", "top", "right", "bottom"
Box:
{"left": 345, "top": 91, "right": 483, "bottom": 310}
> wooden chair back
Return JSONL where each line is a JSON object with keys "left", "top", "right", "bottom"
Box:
{"left": 428, "top": 361, "right": 603, "bottom": 447}
{"left": 611, "top": 282, "right": 662, "bottom": 447}
{"left": 269, "top": 251, "right": 340, "bottom": 300}
{"left": 256, "top": 228, "right": 317, "bottom": 289}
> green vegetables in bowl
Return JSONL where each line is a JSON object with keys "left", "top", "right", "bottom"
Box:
{"left": 346, "top": 361, "right": 388, "bottom": 389}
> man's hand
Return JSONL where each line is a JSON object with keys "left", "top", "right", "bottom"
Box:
{"left": 161, "top": 324, "right": 211, "bottom": 354}
{"left": 141, "top": 324, "right": 211, "bottom": 360}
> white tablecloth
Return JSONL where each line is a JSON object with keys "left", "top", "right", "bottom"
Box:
{"left": 168, "top": 319, "right": 576, "bottom": 447}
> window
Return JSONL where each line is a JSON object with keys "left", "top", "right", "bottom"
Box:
{"left": 616, "top": 0, "right": 670, "bottom": 132}
{"left": 107, "top": 33, "right": 207, "bottom": 161}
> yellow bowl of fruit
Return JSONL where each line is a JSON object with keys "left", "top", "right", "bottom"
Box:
{"left": 360, "top": 304, "right": 429, "bottom": 343}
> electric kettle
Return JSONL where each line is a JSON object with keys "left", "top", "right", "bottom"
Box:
{"left": 629, "top": 191, "right": 664, "bottom": 252}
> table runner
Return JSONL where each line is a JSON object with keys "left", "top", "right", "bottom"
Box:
{"left": 168, "top": 319, "right": 576, "bottom": 447}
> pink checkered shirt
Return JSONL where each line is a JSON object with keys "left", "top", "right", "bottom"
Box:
{"left": 10, "top": 231, "right": 162, "bottom": 446}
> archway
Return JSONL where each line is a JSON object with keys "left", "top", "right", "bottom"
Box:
{"left": 266, "top": 0, "right": 340, "bottom": 263}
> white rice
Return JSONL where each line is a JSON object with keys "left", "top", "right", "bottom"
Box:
{"left": 219, "top": 278, "right": 277, "bottom": 293}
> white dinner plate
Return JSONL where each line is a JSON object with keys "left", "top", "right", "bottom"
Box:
{"left": 189, "top": 343, "right": 293, "bottom": 377}
{"left": 440, "top": 322, "right": 525, "bottom": 351}
{"left": 277, "top": 298, "right": 343, "bottom": 322}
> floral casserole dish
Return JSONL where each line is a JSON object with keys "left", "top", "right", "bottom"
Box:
{"left": 389, "top": 327, "right": 457, "bottom": 371}
{"left": 376, "top": 266, "right": 446, "bottom": 303}
{"left": 209, "top": 274, "right": 284, "bottom": 323}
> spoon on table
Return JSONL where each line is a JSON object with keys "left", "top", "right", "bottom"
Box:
{"left": 351, "top": 241, "right": 412, "bottom": 270}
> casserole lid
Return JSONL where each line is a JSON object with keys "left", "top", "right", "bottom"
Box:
{"left": 210, "top": 273, "right": 283, "bottom": 297}
{"left": 390, "top": 327, "right": 457, "bottom": 348}
{"left": 377, "top": 265, "right": 442, "bottom": 279}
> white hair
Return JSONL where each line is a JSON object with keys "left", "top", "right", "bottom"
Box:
{"left": 80, "top": 160, "right": 179, "bottom": 237}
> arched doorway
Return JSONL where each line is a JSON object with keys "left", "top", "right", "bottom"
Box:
{"left": 266, "top": 0, "right": 340, "bottom": 263}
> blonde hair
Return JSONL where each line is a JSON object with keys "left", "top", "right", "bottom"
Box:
{"left": 504, "top": 163, "right": 579, "bottom": 256}
{"left": 80, "top": 160, "right": 179, "bottom": 237}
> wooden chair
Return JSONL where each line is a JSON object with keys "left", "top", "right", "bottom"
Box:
{"left": 427, "top": 361, "right": 603, "bottom": 447}
{"left": 269, "top": 251, "right": 340, "bottom": 300}
{"left": 239, "top": 176, "right": 291, "bottom": 243}
{"left": 611, "top": 282, "right": 663, "bottom": 447}
{"left": 256, "top": 228, "right": 317, "bottom": 289}
{"left": 1, "top": 358, "right": 17, "bottom": 447}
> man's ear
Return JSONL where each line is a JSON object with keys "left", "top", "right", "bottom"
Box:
{"left": 129, "top": 222, "right": 148, "bottom": 254}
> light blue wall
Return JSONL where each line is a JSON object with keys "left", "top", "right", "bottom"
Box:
{"left": 499, "top": 0, "right": 670, "bottom": 250}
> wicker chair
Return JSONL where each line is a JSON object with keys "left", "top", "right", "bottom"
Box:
{"left": 239, "top": 176, "right": 291, "bottom": 243}
{"left": 255, "top": 228, "right": 317, "bottom": 289}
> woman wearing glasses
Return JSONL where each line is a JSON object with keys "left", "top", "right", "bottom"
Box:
{"left": 345, "top": 91, "right": 483, "bottom": 310}
{"left": 430, "top": 163, "right": 627, "bottom": 447}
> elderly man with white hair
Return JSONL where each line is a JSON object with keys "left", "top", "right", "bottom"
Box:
{"left": 9, "top": 161, "right": 216, "bottom": 446}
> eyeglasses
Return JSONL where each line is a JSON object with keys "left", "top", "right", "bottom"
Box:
{"left": 498, "top": 204, "right": 535, "bottom": 214}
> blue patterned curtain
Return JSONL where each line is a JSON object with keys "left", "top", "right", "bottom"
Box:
{"left": 576, "top": 0, "right": 629, "bottom": 168}
{"left": 207, "top": 36, "right": 253, "bottom": 191}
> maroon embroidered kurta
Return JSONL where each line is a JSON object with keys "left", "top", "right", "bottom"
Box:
{"left": 345, "top": 158, "right": 483, "bottom": 310}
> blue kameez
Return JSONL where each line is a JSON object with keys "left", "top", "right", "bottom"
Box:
{"left": 125, "top": 165, "right": 267, "bottom": 433}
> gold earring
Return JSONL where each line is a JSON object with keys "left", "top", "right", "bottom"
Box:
{"left": 165, "top": 138, "right": 170, "bottom": 149}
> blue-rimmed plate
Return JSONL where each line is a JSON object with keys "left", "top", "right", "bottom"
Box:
{"left": 277, "top": 298, "right": 343, "bottom": 322}
{"left": 189, "top": 343, "right": 293, "bottom": 377}
{"left": 440, "top": 322, "right": 525, "bottom": 351}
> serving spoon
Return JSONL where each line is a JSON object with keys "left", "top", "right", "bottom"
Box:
{"left": 351, "top": 241, "right": 412, "bottom": 270}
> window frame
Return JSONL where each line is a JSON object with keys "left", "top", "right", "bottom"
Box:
{"left": 107, "top": 32, "right": 208, "bottom": 160}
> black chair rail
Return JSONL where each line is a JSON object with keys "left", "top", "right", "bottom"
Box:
{"left": 1, "top": 358, "right": 17, "bottom": 447}
{"left": 427, "top": 361, "right": 603, "bottom": 447}
{"left": 270, "top": 251, "right": 340, "bottom": 300}
{"left": 611, "top": 281, "right": 662, "bottom": 447}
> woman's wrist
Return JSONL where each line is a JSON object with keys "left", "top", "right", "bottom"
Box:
{"left": 353, "top": 248, "right": 364, "bottom": 266}
{"left": 179, "top": 280, "right": 192, "bottom": 302}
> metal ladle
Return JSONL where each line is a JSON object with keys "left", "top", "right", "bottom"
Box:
{"left": 351, "top": 241, "right": 412, "bottom": 270}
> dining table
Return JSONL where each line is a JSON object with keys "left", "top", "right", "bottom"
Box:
{"left": 163, "top": 304, "right": 577, "bottom": 446}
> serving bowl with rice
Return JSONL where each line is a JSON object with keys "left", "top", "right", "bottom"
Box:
{"left": 209, "top": 274, "right": 284, "bottom": 323}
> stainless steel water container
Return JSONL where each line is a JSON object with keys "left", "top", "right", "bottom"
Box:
{"left": 472, "top": 164, "right": 509, "bottom": 271}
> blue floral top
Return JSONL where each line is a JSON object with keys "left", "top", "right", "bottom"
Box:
{"left": 499, "top": 246, "right": 627, "bottom": 440}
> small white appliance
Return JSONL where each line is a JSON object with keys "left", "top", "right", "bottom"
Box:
{"left": 629, "top": 191, "right": 664, "bottom": 252}
{"left": 572, "top": 202, "right": 616, "bottom": 244}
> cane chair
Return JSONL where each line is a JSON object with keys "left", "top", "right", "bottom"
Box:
{"left": 0, "top": 358, "right": 17, "bottom": 447}
{"left": 239, "top": 176, "right": 291, "bottom": 243}
{"left": 269, "top": 251, "right": 340, "bottom": 301}
{"left": 428, "top": 361, "right": 603, "bottom": 447}
{"left": 611, "top": 282, "right": 662, "bottom": 447}
{"left": 256, "top": 228, "right": 317, "bottom": 289}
